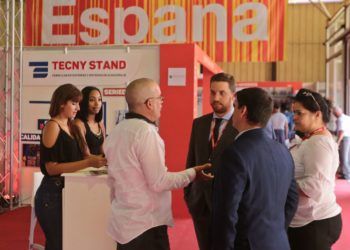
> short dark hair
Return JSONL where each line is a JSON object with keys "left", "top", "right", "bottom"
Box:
{"left": 281, "top": 102, "right": 291, "bottom": 112}
{"left": 76, "top": 86, "right": 103, "bottom": 122}
{"left": 293, "top": 88, "right": 330, "bottom": 123}
{"left": 273, "top": 102, "right": 280, "bottom": 109}
{"left": 49, "top": 84, "right": 82, "bottom": 117}
{"left": 236, "top": 88, "right": 273, "bottom": 127}
{"left": 210, "top": 72, "right": 235, "bottom": 92}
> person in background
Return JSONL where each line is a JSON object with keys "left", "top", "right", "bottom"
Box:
{"left": 270, "top": 102, "right": 289, "bottom": 144}
{"left": 184, "top": 72, "right": 238, "bottom": 250}
{"left": 104, "top": 78, "right": 212, "bottom": 250}
{"left": 74, "top": 86, "right": 105, "bottom": 156}
{"left": 333, "top": 106, "right": 350, "bottom": 181}
{"left": 265, "top": 117, "right": 276, "bottom": 140}
{"left": 35, "top": 84, "right": 106, "bottom": 250}
{"left": 282, "top": 101, "right": 295, "bottom": 140}
{"left": 288, "top": 88, "right": 342, "bottom": 250}
{"left": 325, "top": 99, "right": 337, "bottom": 135}
{"left": 211, "top": 88, "right": 298, "bottom": 250}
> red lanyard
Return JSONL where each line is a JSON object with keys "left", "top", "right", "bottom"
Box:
{"left": 209, "top": 119, "right": 228, "bottom": 149}
{"left": 302, "top": 126, "right": 326, "bottom": 140}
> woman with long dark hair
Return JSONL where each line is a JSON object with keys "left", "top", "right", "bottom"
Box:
{"left": 74, "top": 86, "right": 105, "bottom": 156}
{"left": 35, "top": 84, "right": 106, "bottom": 250}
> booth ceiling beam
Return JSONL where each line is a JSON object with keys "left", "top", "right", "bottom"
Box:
{"left": 308, "top": 0, "right": 332, "bottom": 19}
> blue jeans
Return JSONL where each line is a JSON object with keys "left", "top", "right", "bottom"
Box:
{"left": 339, "top": 137, "right": 350, "bottom": 179}
{"left": 34, "top": 176, "right": 64, "bottom": 250}
{"left": 274, "top": 129, "right": 286, "bottom": 144}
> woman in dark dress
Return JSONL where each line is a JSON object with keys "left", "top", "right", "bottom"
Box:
{"left": 74, "top": 86, "right": 105, "bottom": 156}
{"left": 34, "top": 84, "right": 107, "bottom": 250}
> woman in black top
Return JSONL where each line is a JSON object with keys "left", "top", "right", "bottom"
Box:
{"left": 35, "top": 84, "right": 107, "bottom": 250}
{"left": 74, "top": 86, "right": 105, "bottom": 156}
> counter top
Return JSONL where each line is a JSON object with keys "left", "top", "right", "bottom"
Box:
{"left": 63, "top": 166, "right": 108, "bottom": 177}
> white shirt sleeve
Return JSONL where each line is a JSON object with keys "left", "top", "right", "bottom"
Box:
{"left": 137, "top": 127, "right": 196, "bottom": 192}
{"left": 297, "top": 138, "right": 334, "bottom": 202}
{"left": 107, "top": 174, "right": 115, "bottom": 202}
{"left": 338, "top": 116, "right": 344, "bottom": 131}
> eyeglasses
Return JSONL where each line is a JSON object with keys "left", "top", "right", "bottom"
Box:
{"left": 301, "top": 91, "right": 320, "bottom": 110}
{"left": 144, "top": 96, "right": 164, "bottom": 104}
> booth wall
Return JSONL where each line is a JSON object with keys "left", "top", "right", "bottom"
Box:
{"left": 160, "top": 44, "right": 196, "bottom": 218}
{"left": 20, "top": 46, "right": 160, "bottom": 204}
{"left": 159, "top": 44, "right": 222, "bottom": 218}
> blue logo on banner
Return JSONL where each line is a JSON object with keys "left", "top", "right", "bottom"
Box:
{"left": 29, "top": 61, "right": 48, "bottom": 78}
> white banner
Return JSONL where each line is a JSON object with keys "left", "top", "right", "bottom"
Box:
{"left": 23, "top": 46, "right": 159, "bottom": 86}
{"left": 22, "top": 46, "right": 160, "bottom": 135}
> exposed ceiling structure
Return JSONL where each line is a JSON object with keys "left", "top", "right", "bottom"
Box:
{"left": 289, "top": 1, "right": 344, "bottom": 19}
{"left": 289, "top": 0, "right": 343, "bottom": 3}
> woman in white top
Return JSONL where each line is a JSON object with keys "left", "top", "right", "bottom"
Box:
{"left": 288, "top": 88, "right": 342, "bottom": 250}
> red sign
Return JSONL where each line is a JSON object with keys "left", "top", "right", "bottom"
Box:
{"left": 25, "top": 0, "right": 286, "bottom": 62}
{"left": 103, "top": 88, "right": 126, "bottom": 96}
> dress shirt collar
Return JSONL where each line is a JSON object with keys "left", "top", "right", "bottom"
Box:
{"left": 213, "top": 106, "right": 234, "bottom": 120}
{"left": 125, "top": 112, "right": 156, "bottom": 126}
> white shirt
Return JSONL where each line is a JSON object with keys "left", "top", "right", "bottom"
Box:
{"left": 337, "top": 113, "right": 350, "bottom": 137}
{"left": 270, "top": 112, "right": 288, "bottom": 130}
{"left": 210, "top": 107, "right": 234, "bottom": 140}
{"left": 104, "top": 117, "right": 196, "bottom": 244}
{"left": 290, "top": 134, "right": 341, "bottom": 227}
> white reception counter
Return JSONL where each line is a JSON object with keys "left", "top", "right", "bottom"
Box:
{"left": 62, "top": 169, "right": 115, "bottom": 250}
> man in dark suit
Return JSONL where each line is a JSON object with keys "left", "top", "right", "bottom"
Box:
{"left": 184, "top": 73, "right": 238, "bottom": 250}
{"left": 212, "top": 88, "right": 298, "bottom": 250}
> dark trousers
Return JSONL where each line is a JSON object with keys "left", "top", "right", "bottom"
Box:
{"left": 34, "top": 176, "right": 64, "bottom": 250}
{"left": 185, "top": 183, "right": 212, "bottom": 250}
{"left": 193, "top": 217, "right": 211, "bottom": 250}
{"left": 288, "top": 213, "right": 342, "bottom": 250}
{"left": 274, "top": 129, "right": 286, "bottom": 144}
{"left": 117, "top": 225, "right": 170, "bottom": 250}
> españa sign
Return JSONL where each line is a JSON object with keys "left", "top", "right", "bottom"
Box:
{"left": 25, "top": 0, "right": 286, "bottom": 62}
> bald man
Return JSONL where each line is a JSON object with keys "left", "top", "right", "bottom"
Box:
{"left": 104, "top": 78, "right": 212, "bottom": 250}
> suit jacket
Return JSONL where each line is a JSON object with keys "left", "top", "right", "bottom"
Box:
{"left": 212, "top": 128, "right": 298, "bottom": 250}
{"left": 184, "top": 112, "right": 238, "bottom": 218}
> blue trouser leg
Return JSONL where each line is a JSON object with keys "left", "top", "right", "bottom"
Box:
{"left": 34, "top": 177, "right": 63, "bottom": 250}
{"left": 340, "top": 137, "right": 350, "bottom": 179}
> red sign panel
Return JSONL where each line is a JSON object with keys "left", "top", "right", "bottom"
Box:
{"left": 103, "top": 88, "right": 126, "bottom": 96}
{"left": 25, "top": 0, "right": 286, "bottom": 62}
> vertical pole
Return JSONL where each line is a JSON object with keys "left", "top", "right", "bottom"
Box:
{"left": 9, "top": 0, "right": 15, "bottom": 210}
{"left": 271, "top": 62, "right": 277, "bottom": 81}
{"left": 4, "top": 0, "right": 9, "bottom": 208}
{"left": 18, "top": 0, "right": 24, "bottom": 207}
